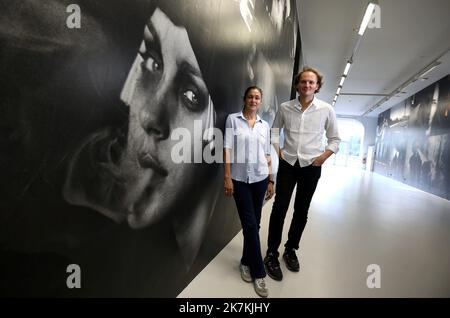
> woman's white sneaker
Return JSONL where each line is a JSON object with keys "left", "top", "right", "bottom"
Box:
{"left": 239, "top": 264, "right": 252, "bottom": 282}
{"left": 253, "top": 278, "right": 268, "bottom": 298}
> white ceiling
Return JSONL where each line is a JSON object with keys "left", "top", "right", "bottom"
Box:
{"left": 296, "top": 0, "right": 450, "bottom": 117}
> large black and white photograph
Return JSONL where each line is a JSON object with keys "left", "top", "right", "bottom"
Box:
{"left": 0, "top": 0, "right": 297, "bottom": 297}
{"left": 2, "top": 0, "right": 450, "bottom": 302}
{"left": 374, "top": 75, "right": 450, "bottom": 200}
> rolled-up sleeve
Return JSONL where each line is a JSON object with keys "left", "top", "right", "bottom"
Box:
{"left": 325, "top": 108, "right": 341, "bottom": 154}
{"left": 224, "top": 115, "right": 233, "bottom": 149}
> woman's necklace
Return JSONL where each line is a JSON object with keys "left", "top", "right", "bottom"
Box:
{"left": 243, "top": 111, "right": 256, "bottom": 121}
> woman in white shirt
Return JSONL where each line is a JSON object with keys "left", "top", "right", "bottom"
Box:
{"left": 223, "top": 86, "right": 274, "bottom": 297}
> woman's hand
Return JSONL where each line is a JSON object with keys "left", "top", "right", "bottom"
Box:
{"left": 265, "top": 182, "right": 274, "bottom": 200}
{"left": 224, "top": 177, "right": 234, "bottom": 196}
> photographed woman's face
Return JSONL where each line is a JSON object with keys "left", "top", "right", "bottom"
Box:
{"left": 120, "top": 8, "right": 214, "bottom": 228}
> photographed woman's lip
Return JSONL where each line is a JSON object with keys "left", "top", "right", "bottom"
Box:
{"left": 138, "top": 152, "right": 168, "bottom": 176}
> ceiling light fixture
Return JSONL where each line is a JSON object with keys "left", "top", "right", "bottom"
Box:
{"left": 343, "top": 61, "right": 352, "bottom": 76}
{"left": 362, "top": 50, "right": 447, "bottom": 116}
{"left": 332, "top": 94, "right": 339, "bottom": 106}
{"left": 332, "top": 1, "right": 378, "bottom": 107}
{"left": 358, "top": 3, "right": 376, "bottom": 36}
{"left": 418, "top": 63, "right": 440, "bottom": 78}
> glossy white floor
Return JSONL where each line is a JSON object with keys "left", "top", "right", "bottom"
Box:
{"left": 178, "top": 165, "right": 450, "bottom": 298}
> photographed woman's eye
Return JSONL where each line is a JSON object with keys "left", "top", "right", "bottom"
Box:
{"left": 139, "top": 52, "right": 162, "bottom": 73}
{"left": 183, "top": 90, "right": 198, "bottom": 104}
{"left": 146, "top": 56, "right": 161, "bottom": 72}
{"left": 182, "top": 89, "right": 202, "bottom": 111}
{"left": 179, "top": 69, "right": 208, "bottom": 112}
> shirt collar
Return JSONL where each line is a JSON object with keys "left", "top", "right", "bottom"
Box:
{"left": 238, "top": 111, "right": 263, "bottom": 123}
{"left": 295, "top": 96, "right": 317, "bottom": 112}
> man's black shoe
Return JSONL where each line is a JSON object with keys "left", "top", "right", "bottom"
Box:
{"left": 264, "top": 253, "right": 283, "bottom": 281}
{"left": 283, "top": 248, "right": 300, "bottom": 272}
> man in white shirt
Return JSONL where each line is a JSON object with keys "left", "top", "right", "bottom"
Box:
{"left": 264, "top": 67, "right": 341, "bottom": 281}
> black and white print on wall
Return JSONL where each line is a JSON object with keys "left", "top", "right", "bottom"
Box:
{"left": 374, "top": 75, "right": 450, "bottom": 200}
{"left": 0, "top": 0, "right": 297, "bottom": 296}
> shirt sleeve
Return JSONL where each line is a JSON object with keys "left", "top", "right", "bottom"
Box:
{"left": 325, "top": 108, "right": 341, "bottom": 154}
{"left": 224, "top": 115, "right": 233, "bottom": 149}
{"left": 265, "top": 123, "right": 271, "bottom": 155}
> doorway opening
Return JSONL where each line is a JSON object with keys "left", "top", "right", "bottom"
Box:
{"left": 328, "top": 118, "right": 365, "bottom": 169}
